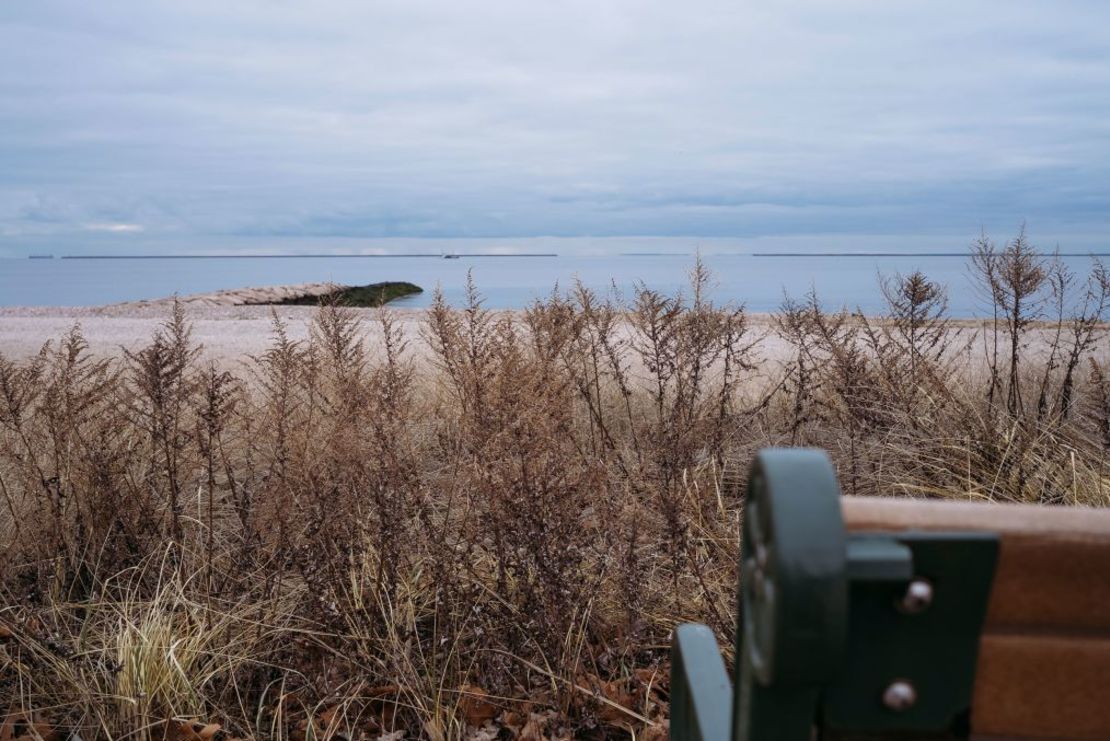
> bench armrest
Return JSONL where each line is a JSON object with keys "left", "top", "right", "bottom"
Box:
{"left": 670, "top": 624, "right": 732, "bottom": 741}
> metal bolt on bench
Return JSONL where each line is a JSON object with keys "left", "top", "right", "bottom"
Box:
{"left": 670, "top": 448, "right": 1005, "bottom": 740}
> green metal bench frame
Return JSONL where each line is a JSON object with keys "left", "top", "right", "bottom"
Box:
{"left": 670, "top": 449, "right": 999, "bottom": 740}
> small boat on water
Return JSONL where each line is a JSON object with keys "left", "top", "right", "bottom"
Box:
{"left": 442, "top": 253, "right": 461, "bottom": 259}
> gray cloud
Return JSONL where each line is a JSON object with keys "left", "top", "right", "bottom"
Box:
{"left": 1, "top": 0, "right": 1109, "bottom": 248}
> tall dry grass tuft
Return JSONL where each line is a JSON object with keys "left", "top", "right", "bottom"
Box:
{"left": 1, "top": 235, "right": 1108, "bottom": 738}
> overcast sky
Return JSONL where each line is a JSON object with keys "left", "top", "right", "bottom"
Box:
{"left": 1, "top": 1, "right": 1109, "bottom": 248}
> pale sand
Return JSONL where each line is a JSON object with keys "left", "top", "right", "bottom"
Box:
{"left": 0, "top": 284, "right": 1087, "bottom": 368}
{"left": 0, "top": 303, "right": 795, "bottom": 366}
{"left": 0, "top": 305, "right": 430, "bottom": 364}
{"left": 0, "top": 283, "right": 431, "bottom": 364}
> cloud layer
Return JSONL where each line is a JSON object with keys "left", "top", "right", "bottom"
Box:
{"left": 2, "top": 1, "right": 1109, "bottom": 247}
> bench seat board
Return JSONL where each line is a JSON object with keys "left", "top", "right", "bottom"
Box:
{"left": 975, "top": 634, "right": 1110, "bottom": 740}
{"left": 842, "top": 496, "right": 1110, "bottom": 740}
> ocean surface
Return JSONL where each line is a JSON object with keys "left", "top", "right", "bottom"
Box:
{"left": 1, "top": 252, "right": 1105, "bottom": 317}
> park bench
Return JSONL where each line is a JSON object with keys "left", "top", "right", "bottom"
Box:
{"left": 670, "top": 448, "right": 1110, "bottom": 740}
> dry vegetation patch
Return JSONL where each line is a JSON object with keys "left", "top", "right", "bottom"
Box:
{"left": 1, "top": 235, "right": 1108, "bottom": 739}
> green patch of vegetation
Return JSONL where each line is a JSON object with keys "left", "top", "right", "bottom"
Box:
{"left": 271, "top": 281, "right": 423, "bottom": 307}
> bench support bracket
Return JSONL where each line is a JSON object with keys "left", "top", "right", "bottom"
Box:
{"left": 733, "top": 450, "right": 999, "bottom": 741}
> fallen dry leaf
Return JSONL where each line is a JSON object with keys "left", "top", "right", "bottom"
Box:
{"left": 457, "top": 685, "right": 499, "bottom": 728}
{"left": 634, "top": 667, "right": 665, "bottom": 690}
{"left": 351, "top": 684, "right": 401, "bottom": 731}
{"left": 517, "top": 712, "right": 552, "bottom": 741}
{"left": 167, "top": 720, "right": 222, "bottom": 741}
{"left": 595, "top": 678, "right": 636, "bottom": 727}
{"left": 640, "top": 720, "right": 668, "bottom": 741}
{"left": 501, "top": 710, "right": 526, "bottom": 733}
{"left": 464, "top": 722, "right": 500, "bottom": 741}
{"left": 0, "top": 711, "right": 59, "bottom": 741}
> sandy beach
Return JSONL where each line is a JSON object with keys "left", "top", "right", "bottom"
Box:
{"left": 0, "top": 283, "right": 432, "bottom": 362}
{"left": 0, "top": 304, "right": 435, "bottom": 363}
{"left": 0, "top": 289, "right": 797, "bottom": 368}
{"left": 0, "top": 282, "right": 1084, "bottom": 367}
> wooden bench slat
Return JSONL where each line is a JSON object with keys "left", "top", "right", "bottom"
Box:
{"left": 973, "top": 633, "right": 1110, "bottom": 740}
{"left": 842, "top": 495, "right": 1110, "bottom": 541}
{"left": 985, "top": 537, "right": 1110, "bottom": 633}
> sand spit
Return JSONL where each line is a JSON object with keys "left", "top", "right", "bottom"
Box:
{"left": 106, "top": 281, "right": 346, "bottom": 310}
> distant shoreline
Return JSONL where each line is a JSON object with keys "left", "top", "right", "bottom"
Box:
{"left": 16, "top": 251, "right": 1106, "bottom": 259}
{"left": 48, "top": 253, "right": 560, "bottom": 259}
{"left": 751, "top": 252, "right": 1110, "bottom": 257}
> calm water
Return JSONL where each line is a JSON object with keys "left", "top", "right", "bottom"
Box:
{"left": 0, "top": 253, "right": 1103, "bottom": 317}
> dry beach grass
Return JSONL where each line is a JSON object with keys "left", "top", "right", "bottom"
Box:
{"left": 1, "top": 235, "right": 1109, "bottom": 739}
